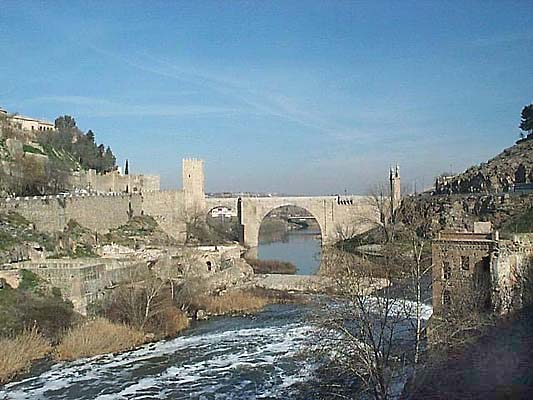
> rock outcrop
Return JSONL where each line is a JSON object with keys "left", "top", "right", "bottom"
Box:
{"left": 435, "top": 138, "right": 533, "bottom": 194}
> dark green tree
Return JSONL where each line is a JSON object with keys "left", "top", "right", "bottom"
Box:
{"left": 103, "top": 146, "right": 116, "bottom": 172}
{"left": 519, "top": 104, "right": 533, "bottom": 135}
{"left": 124, "top": 159, "right": 129, "bottom": 175}
{"left": 54, "top": 115, "right": 77, "bottom": 131}
{"left": 86, "top": 130, "right": 95, "bottom": 143}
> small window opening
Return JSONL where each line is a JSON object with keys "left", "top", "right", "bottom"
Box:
{"left": 461, "top": 256, "right": 470, "bottom": 271}
{"left": 443, "top": 261, "right": 451, "bottom": 280}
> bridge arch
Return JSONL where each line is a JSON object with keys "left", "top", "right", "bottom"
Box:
{"left": 239, "top": 197, "right": 336, "bottom": 248}
{"left": 256, "top": 203, "right": 324, "bottom": 245}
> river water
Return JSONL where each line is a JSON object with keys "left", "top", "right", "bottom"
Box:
{"left": 257, "top": 228, "right": 322, "bottom": 275}
{"left": 1, "top": 304, "right": 316, "bottom": 400}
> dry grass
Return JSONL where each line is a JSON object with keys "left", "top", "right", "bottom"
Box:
{"left": 196, "top": 291, "right": 270, "bottom": 315}
{"left": 55, "top": 318, "right": 145, "bottom": 361}
{"left": 146, "top": 306, "right": 190, "bottom": 338}
{"left": 0, "top": 327, "right": 51, "bottom": 384}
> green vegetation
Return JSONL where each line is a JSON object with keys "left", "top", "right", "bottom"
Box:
{"left": 0, "top": 212, "right": 98, "bottom": 258}
{"left": 103, "top": 215, "right": 178, "bottom": 248}
{"left": 0, "top": 211, "right": 56, "bottom": 252}
{"left": 519, "top": 103, "right": 533, "bottom": 137}
{"left": 38, "top": 116, "right": 116, "bottom": 173}
{"left": 22, "top": 144, "right": 45, "bottom": 155}
{"left": 0, "top": 113, "right": 118, "bottom": 196}
{"left": 0, "top": 278, "right": 75, "bottom": 341}
{"left": 18, "top": 269, "right": 40, "bottom": 290}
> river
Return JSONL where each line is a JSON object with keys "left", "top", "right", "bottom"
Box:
{"left": 257, "top": 228, "right": 322, "bottom": 275}
{"left": 0, "top": 304, "right": 317, "bottom": 400}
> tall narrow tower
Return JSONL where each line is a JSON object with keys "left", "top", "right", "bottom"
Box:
{"left": 390, "top": 165, "right": 401, "bottom": 219}
{"left": 182, "top": 158, "right": 205, "bottom": 209}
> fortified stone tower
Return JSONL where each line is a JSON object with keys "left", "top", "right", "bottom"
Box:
{"left": 390, "top": 165, "right": 401, "bottom": 219}
{"left": 182, "top": 158, "right": 206, "bottom": 210}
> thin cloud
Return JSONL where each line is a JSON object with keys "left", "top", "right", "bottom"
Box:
{"left": 87, "top": 45, "right": 370, "bottom": 138}
{"left": 23, "top": 95, "right": 241, "bottom": 118}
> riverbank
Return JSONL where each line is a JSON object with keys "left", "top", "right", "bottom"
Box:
{"left": 0, "top": 282, "right": 301, "bottom": 385}
{"left": 0, "top": 303, "right": 318, "bottom": 399}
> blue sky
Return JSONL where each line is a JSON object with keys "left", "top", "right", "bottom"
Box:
{"left": 1, "top": 1, "right": 532, "bottom": 194}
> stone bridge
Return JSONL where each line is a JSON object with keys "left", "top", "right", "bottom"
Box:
{"left": 206, "top": 195, "right": 379, "bottom": 248}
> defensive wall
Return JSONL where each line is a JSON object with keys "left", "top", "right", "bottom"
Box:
{"left": 142, "top": 190, "right": 187, "bottom": 242}
{"left": 69, "top": 169, "right": 160, "bottom": 194}
{"left": 0, "top": 193, "right": 142, "bottom": 233}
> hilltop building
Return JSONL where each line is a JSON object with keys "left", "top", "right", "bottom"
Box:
{"left": 0, "top": 106, "right": 55, "bottom": 135}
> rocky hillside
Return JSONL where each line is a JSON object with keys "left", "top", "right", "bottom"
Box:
{"left": 400, "top": 192, "right": 533, "bottom": 238}
{"left": 435, "top": 138, "right": 533, "bottom": 194}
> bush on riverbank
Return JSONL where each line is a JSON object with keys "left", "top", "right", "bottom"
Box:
{"left": 144, "top": 303, "right": 190, "bottom": 338}
{"left": 0, "top": 276, "right": 76, "bottom": 342}
{"left": 55, "top": 318, "right": 144, "bottom": 361}
{"left": 194, "top": 291, "right": 270, "bottom": 315}
{"left": 245, "top": 258, "right": 297, "bottom": 274}
{"left": 92, "top": 280, "right": 190, "bottom": 339}
{"left": 0, "top": 327, "right": 51, "bottom": 384}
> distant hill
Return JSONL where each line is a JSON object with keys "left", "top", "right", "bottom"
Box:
{"left": 435, "top": 137, "right": 533, "bottom": 195}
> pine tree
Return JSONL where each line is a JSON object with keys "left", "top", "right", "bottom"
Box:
{"left": 519, "top": 104, "right": 533, "bottom": 136}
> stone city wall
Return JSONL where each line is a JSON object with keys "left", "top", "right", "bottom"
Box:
{"left": 0, "top": 193, "right": 142, "bottom": 233}
{"left": 142, "top": 190, "right": 187, "bottom": 242}
{"left": 69, "top": 169, "right": 160, "bottom": 193}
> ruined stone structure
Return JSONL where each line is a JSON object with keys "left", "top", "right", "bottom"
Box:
{"left": 11, "top": 258, "right": 148, "bottom": 314}
{"left": 432, "top": 223, "right": 533, "bottom": 315}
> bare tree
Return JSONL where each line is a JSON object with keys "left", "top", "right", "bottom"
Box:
{"left": 103, "top": 271, "right": 167, "bottom": 330}
{"left": 315, "top": 259, "right": 412, "bottom": 400}
{"left": 352, "top": 183, "right": 396, "bottom": 244}
{"left": 176, "top": 202, "right": 214, "bottom": 244}
{"left": 314, "top": 208, "right": 434, "bottom": 399}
